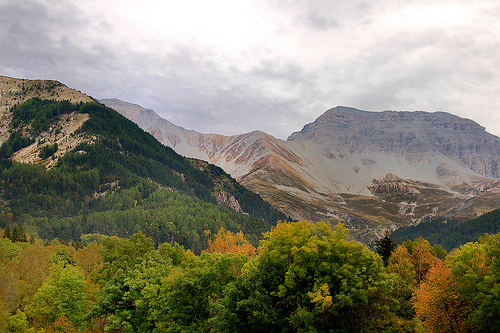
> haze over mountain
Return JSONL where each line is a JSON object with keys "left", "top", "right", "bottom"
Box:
{"left": 103, "top": 98, "right": 500, "bottom": 244}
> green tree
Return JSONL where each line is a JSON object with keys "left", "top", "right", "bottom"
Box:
{"left": 214, "top": 221, "right": 393, "bottom": 332}
{"left": 153, "top": 252, "right": 248, "bottom": 333}
{"left": 387, "top": 245, "right": 417, "bottom": 320}
{"left": 105, "top": 249, "right": 172, "bottom": 333}
{"left": 93, "top": 232, "right": 156, "bottom": 332}
{"left": 446, "top": 234, "right": 500, "bottom": 332}
{"left": 6, "top": 309, "right": 41, "bottom": 333}
{"left": 30, "top": 263, "right": 89, "bottom": 328}
{"left": 375, "top": 230, "right": 396, "bottom": 267}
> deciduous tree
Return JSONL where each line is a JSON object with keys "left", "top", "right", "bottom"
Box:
{"left": 412, "top": 261, "right": 469, "bottom": 333}
{"left": 213, "top": 221, "right": 393, "bottom": 332}
{"left": 206, "top": 228, "right": 256, "bottom": 256}
{"left": 30, "top": 263, "right": 89, "bottom": 328}
{"left": 387, "top": 245, "right": 417, "bottom": 320}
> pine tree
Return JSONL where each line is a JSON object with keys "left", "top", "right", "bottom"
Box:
{"left": 375, "top": 230, "right": 396, "bottom": 267}
{"left": 3, "top": 224, "right": 12, "bottom": 241}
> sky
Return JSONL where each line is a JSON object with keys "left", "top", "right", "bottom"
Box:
{"left": 1, "top": 0, "right": 499, "bottom": 139}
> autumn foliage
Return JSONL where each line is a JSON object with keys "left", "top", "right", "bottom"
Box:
{"left": 206, "top": 227, "right": 256, "bottom": 256}
{"left": 3, "top": 224, "right": 500, "bottom": 332}
{"left": 412, "top": 261, "right": 469, "bottom": 332}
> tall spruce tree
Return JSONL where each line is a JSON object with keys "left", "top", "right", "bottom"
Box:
{"left": 375, "top": 230, "right": 396, "bottom": 267}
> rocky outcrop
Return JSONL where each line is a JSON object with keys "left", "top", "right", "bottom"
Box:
{"left": 215, "top": 190, "right": 244, "bottom": 214}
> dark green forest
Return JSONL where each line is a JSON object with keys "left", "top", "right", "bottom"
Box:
{"left": 392, "top": 209, "right": 500, "bottom": 251}
{"left": 0, "top": 98, "right": 287, "bottom": 251}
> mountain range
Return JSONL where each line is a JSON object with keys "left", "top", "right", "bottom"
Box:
{"left": 2, "top": 74, "right": 499, "bottom": 246}
{"left": 102, "top": 99, "right": 500, "bottom": 244}
{"left": 0, "top": 75, "right": 286, "bottom": 252}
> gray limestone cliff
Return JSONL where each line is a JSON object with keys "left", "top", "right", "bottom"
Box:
{"left": 288, "top": 106, "right": 500, "bottom": 178}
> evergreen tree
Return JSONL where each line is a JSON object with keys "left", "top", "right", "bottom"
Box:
{"left": 375, "top": 230, "right": 396, "bottom": 267}
{"left": 3, "top": 224, "right": 12, "bottom": 241}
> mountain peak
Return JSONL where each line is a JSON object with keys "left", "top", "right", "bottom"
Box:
{"left": 104, "top": 97, "right": 500, "bottom": 244}
{"left": 287, "top": 107, "right": 499, "bottom": 178}
{"left": 289, "top": 107, "right": 484, "bottom": 141}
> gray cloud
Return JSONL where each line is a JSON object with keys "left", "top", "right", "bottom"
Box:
{"left": 1, "top": 0, "right": 499, "bottom": 140}
{"left": 302, "top": 10, "right": 339, "bottom": 31}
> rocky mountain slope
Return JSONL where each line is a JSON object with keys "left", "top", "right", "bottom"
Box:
{"left": 103, "top": 99, "right": 500, "bottom": 244}
{"left": 0, "top": 76, "right": 94, "bottom": 166}
{"left": 0, "top": 77, "right": 288, "bottom": 250}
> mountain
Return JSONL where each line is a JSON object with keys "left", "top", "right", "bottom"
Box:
{"left": 103, "top": 99, "right": 500, "bottom": 244}
{"left": 0, "top": 76, "right": 286, "bottom": 252}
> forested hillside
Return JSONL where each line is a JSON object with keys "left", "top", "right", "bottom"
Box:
{"left": 0, "top": 98, "right": 287, "bottom": 250}
{"left": 392, "top": 208, "right": 500, "bottom": 251}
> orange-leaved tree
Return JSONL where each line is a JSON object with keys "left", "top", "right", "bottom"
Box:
{"left": 412, "top": 261, "right": 469, "bottom": 333}
{"left": 206, "top": 228, "right": 256, "bottom": 256}
{"left": 404, "top": 237, "right": 439, "bottom": 284}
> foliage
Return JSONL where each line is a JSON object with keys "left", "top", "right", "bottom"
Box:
{"left": 38, "top": 143, "right": 58, "bottom": 159}
{"left": 2, "top": 224, "right": 30, "bottom": 243}
{"left": 402, "top": 237, "right": 440, "bottom": 284}
{"left": 153, "top": 252, "right": 248, "bottom": 332}
{"left": 11, "top": 97, "right": 74, "bottom": 134}
{"left": 0, "top": 132, "right": 33, "bottom": 159}
{"left": 412, "top": 261, "right": 469, "bottom": 333}
{"left": 92, "top": 231, "right": 249, "bottom": 333}
{"left": 93, "top": 232, "right": 167, "bottom": 333}
{"left": 387, "top": 245, "right": 417, "bottom": 320}
{"left": 410, "top": 233, "right": 500, "bottom": 332}
{"left": 6, "top": 309, "right": 40, "bottom": 333}
{"left": 206, "top": 227, "right": 256, "bottom": 256}
{"left": 12, "top": 187, "right": 269, "bottom": 254}
{"left": 3, "top": 224, "right": 500, "bottom": 332}
{"left": 213, "top": 221, "right": 393, "bottom": 332}
{"left": 30, "top": 263, "right": 91, "bottom": 328}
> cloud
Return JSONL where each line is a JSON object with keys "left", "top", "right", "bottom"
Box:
{"left": 1, "top": 0, "right": 499, "bottom": 139}
{"left": 301, "top": 9, "right": 339, "bottom": 31}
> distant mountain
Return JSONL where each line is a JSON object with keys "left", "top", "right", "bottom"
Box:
{"left": 0, "top": 76, "right": 286, "bottom": 252}
{"left": 288, "top": 107, "right": 500, "bottom": 178}
{"left": 103, "top": 99, "right": 500, "bottom": 245}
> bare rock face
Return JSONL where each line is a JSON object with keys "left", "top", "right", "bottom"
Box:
{"left": 215, "top": 190, "right": 244, "bottom": 214}
{"left": 0, "top": 76, "right": 94, "bottom": 167}
{"left": 288, "top": 107, "right": 500, "bottom": 178}
{"left": 106, "top": 100, "right": 500, "bottom": 245}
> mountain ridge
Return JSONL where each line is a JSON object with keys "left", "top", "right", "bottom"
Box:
{"left": 103, "top": 98, "right": 500, "bottom": 244}
{"left": 0, "top": 77, "right": 288, "bottom": 251}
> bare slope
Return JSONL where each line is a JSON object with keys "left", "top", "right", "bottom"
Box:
{"left": 103, "top": 100, "right": 500, "bottom": 244}
{"left": 0, "top": 76, "right": 94, "bottom": 167}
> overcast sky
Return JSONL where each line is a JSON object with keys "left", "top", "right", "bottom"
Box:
{"left": 1, "top": 0, "right": 499, "bottom": 139}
